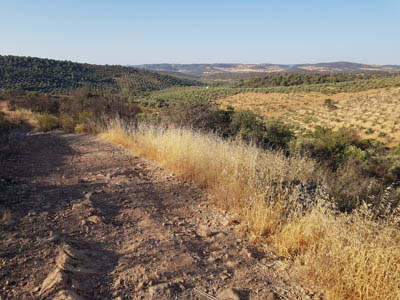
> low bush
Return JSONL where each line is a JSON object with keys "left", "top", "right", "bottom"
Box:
{"left": 291, "top": 126, "right": 400, "bottom": 181}
{"left": 9, "top": 93, "right": 60, "bottom": 114}
{"left": 74, "top": 111, "right": 94, "bottom": 134}
{"left": 291, "top": 126, "right": 364, "bottom": 169}
{"left": 59, "top": 113, "right": 76, "bottom": 132}
{"left": 230, "top": 110, "right": 266, "bottom": 142}
{"left": 59, "top": 94, "right": 141, "bottom": 132}
{"left": 290, "top": 127, "right": 400, "bottom": 211}
{"left": 263, "top": 119, "right": 294, "bottom": 149}
{"left": 161, "top": 98, "right": 232, "bottom": 133}
{"left": 36, "top": 113, "right": 59, "bottom": 132}
{"left": 229, "top": 110, "right": 293, "bottom": 149}
{"left": 324, "top": 98, "right": 338, "bottom": 110}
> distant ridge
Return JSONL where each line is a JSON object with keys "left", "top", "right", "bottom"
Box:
{"left": 135, "top": 62, "right": 400, "bottom": 81}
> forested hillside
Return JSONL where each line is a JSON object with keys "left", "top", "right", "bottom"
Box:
{"left": 0, "top": 55, "right": 201, "bottom": 94}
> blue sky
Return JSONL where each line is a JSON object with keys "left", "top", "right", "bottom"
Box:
{"left": 1, "top": 0, "right": 399, "bottom": 65}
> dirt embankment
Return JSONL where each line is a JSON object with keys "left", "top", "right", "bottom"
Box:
{"left": 0, "top": 130, "right": 319, "bottom": 299}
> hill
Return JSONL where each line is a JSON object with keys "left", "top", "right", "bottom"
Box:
{"left": 135, "top": 62, "right": 400, "bottom": 81}
{"left": 0, "top": 55, "right": 202, "bottom": 94}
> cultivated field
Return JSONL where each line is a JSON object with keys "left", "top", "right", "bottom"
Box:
{"left": 216, "top": 87, "right": 400, "bottom": 146}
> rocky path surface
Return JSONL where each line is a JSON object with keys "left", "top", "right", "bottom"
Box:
{"left": 0, "top": 130, "right": 320, "bottom": 300}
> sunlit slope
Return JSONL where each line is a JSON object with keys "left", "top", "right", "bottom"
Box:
{"left": 216, "top": 87, "right": 400, "bottom": 146}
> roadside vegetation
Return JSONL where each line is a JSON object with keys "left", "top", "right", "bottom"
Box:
{"left": 6, "top": 90, "right": 400, "bottom": 206}
{"left": 0, "top": 98, "right": 22, "bottom": 227}
{"left": 5, "top": 89, "right": 141, "bottom": 134}
{"left": 0, "top": 94, "right": 36, "bottom": 153}
{"left": 100, "top": 120, "right": 399, "bottom": 300}
{"left": 98, "top": 96, "right": 399, "bottom": 300}
{"left": 2, "top": 67, "right": 400, "bottom": 299}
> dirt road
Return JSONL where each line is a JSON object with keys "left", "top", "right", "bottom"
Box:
{"left": 0, "top": 130, "right": 318, "bottom": 299}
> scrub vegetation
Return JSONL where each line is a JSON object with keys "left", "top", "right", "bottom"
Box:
{"left": 100, "top": 120, "right": 400, "bottom": 300}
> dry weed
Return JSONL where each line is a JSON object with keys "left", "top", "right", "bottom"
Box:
{"left": 6, "top": 108, "right": 38, "bottom": 127}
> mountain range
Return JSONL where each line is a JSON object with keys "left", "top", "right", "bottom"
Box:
{"left": 134, "top": 62, "right": 400, "bottom": 80}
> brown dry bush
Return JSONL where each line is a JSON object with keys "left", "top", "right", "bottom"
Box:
{"left": 59, "top": 94, "right": 141, "bottom": 133}
{"left": 8, "top": 92, "right": 60, "bottom": 114}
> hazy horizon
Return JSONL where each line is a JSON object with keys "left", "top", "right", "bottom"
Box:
{"left": 1, "top": 1, "right": 399, "bottom": 65}
{"left": 2, "top": 54, "right": 399, "bottom": 68}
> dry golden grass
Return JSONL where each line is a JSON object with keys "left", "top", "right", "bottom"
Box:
{"left": 216, "top": 87, "right": 400, "bottom": 146}
{"left": 100, "top": 120, "right": 400, "bottom": 300}
{"left": 273, "top": 207, "right": 400, "bottom": 300}
{"left": 3, "top": 107, "right": 38, "bottom": 128}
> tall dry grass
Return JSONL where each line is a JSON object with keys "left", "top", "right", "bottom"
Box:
{"left": 5, "top": 107, "right": 38, "bottom": 127}
{"left": 100, "top": 120, "right": 400, "bottom": 300}
{"left": 273, "top": 206, "right": 399, "bottom": 299}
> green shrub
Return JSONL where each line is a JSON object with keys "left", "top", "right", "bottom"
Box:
{"left": 36, "top": 114, "right": 59, "bottom": 132}
{"left": 290, "top": 126, "right": 361, "bottom": 169}
{"left": 162, "top": 98, "right": 232, "bottom": 133}
{"left": 324, "top": 98, "right": 338, "bottom": 110}
{"left": 290, "top": 126, "right": 400, "bottom": 184}
{"left": 229, "top": 110, "right": 293, "bottom": 148}
{"left": 230, "top": 110, "right": 266, "bottom": 142}
{"left": 263, "top": 119, "right": 294, "bottom": 149}
{"left": 365, "top": 128, "right": 375, "bottom": 134}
